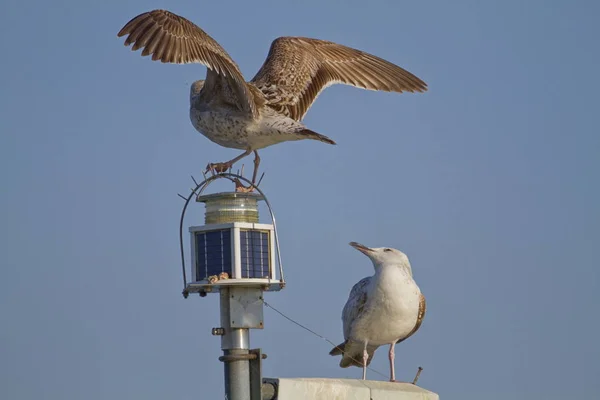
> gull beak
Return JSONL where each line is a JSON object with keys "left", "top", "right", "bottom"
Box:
{"left": 349, "top": 242, "right": 373, "bottom": 256}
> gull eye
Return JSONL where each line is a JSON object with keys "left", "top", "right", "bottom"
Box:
{"left": 384, "top": 248, "right": 392, "bottom": 252}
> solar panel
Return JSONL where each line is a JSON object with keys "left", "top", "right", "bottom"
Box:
{"left": 195, "top": 229, "right": 232, "bottom": 280}
{"left": 240, "top": 230, "right": 270, "bottom": 278}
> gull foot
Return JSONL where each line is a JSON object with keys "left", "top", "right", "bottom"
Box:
{"left": 218, "top": 272, "right": 229, "bottom": 280}
{"left": 205, "top": 162, "right": 231, "bottom": 175}
{"left": 233, "top": 178, "right": 256, "bottom": 193}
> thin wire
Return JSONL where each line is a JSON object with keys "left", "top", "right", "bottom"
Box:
{"left": 262, "top": 300, "right": 389, "bottom": 380}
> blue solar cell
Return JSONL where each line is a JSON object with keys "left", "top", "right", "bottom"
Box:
{"left": 194, "top": 229, "right": 270, "bottom": 280}
{"left": 239, "top": 230, "right": 270, "bottom": 278}
{"left": 195, "top": 229, "right": 232, "bottom": 280}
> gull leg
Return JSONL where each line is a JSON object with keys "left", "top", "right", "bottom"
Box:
{"left": 205, "top": 149, "right": 252, "bottom": 175}
{"left": 232, "top": 150, "right": 261, "bottom": 193}
{"left": 362, "top": 343, "right": 368, "bottom": 380}
{"left": 251, "top": 150, "right": 261, "bottom": 185}
{"left": 389, "top": 343, "right": 396, "bottom": 382}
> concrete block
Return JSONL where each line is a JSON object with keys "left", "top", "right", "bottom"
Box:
{"left": 263, "top": 377, "right": 439, "bottom": 400}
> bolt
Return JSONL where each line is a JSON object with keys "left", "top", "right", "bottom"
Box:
{"left": 211, "top": 327, "right": 225, "bottom": 336}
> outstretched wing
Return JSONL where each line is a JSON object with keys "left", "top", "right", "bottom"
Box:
{"left": 341, "top": 276, "right": 371, "bottom": 340}
{"left": 117, "top": 9, "right": 259, "bottom": 117}
{"left": 251, "top": 37, "right": 427, "bottom": 121}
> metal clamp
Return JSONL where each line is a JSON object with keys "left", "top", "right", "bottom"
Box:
{"left": 218, "top": 353, "right": 267, "bottom": 363}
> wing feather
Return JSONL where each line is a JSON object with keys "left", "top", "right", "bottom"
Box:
{"left": 118, "top": 9, "right": 259, "bottom": 117}
{"left": 341, "top": 277, "right": 371, "bottom": 340}
{"left": 251, "top": 37, "right": 427, "bottom": 121}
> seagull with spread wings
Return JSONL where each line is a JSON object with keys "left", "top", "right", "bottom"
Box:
{"left": 117, "top": 9, "right": 427, "bottom": 190}
{"left": 330, "top": 242, "right": 426, "bottom": 382}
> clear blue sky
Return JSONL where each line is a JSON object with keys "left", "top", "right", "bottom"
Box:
{"left": 1, "top": 0, "right": 598, "bottom": 399}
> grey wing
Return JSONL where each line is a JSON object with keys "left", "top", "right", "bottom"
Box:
{"left": 341, "top": 277, "right": 371, "bottom": 340}
{"left": 117, "top": 9, "right": 259, "bottom": 117}
{"left": 251, "top": 37, "right": 427, "bottom": 121}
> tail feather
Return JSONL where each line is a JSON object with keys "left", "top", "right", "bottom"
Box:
{"left": 329, "top": 341, "right": 346, "bottom": 356}
{"left": 329, "top": 341, "right": 376, "bottom": 369}
{"left": 298, "top": 128, "right": 336, "bottom": 145}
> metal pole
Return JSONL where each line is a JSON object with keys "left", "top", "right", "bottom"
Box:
{"left": 220, "top": 288, "right": 251, "bottom": 400}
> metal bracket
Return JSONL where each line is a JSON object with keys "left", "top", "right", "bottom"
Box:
{"left": 249, "top": 348, "right": 266, "bottom": 400}
{"left": 229, "top": 288, "right": 264, "bottom": 329}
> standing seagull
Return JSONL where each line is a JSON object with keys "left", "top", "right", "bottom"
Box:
{"left": 117, "top": 9, "right": 427, "bottom": 190}
{"left": 330, "top": 242, "right": 426, "bottom": 382}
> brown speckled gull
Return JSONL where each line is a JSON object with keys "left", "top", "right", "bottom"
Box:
{"left": 118, "top": 9, "right": 427, "bottom": 190}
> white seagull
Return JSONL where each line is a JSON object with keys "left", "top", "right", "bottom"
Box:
{"left": 117, "top": 9, "right": 427, "bottom": 190}
{"left": 330, "top": 242, "right": 426, "bottom": 382}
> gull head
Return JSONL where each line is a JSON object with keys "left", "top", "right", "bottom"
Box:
{"left": 190, "top": 80, "right": 205, "bottom": 102}
{"left": 349, "top": 242, "right": 411, "bottom": 269}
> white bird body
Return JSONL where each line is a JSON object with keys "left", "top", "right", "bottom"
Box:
{"left": 330, "top": 242, "right": 426, "bottom": 382}
{"left": 348, "top": 266, "right": 421, "bottom": 347}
